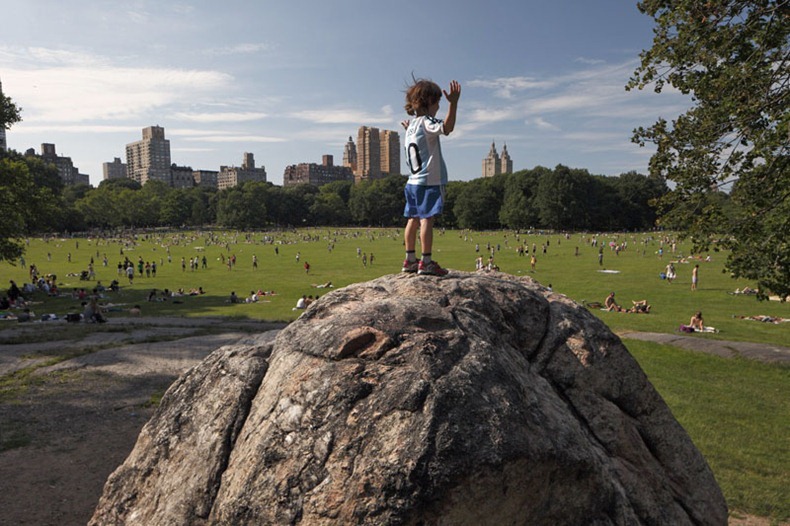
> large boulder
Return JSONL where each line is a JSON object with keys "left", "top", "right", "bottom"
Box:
{"left": 90, "top": 272, "right": 727, "bottom": 525}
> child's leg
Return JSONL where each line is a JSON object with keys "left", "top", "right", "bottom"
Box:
{"left": 405, "top": 218, "right": 419, "bottom": 252}
{"left": 420, "top": 217, "right": 434, "bottom": 261}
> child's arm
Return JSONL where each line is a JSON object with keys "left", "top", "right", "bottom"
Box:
{"left": 442, "top": 80, "right": 461, "bottom": 135}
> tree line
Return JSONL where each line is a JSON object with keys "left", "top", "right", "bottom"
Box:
{"left": 1, "top": 149, "right": 669, "bottom": 238}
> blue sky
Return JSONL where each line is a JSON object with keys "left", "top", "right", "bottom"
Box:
{"left": 1, "top": 0, "right": 690, "bottom": 187}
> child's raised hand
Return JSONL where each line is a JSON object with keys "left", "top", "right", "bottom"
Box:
{"left": 443, "top": 80, "right": 461, "bottom": 104}
{"left": 401, "top": 119, "right": 410, "bottom": 130}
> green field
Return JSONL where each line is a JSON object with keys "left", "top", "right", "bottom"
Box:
{"left": 628, "top": 340, "right": 789, "bottom": 522}
{"left": 1, "top": 228, "right": 789, "bottom": 521}
{"left": 2, "top": 228, "right": 787, "bottom": 344}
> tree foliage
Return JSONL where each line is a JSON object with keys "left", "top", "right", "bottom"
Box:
{"left": 349, "top": 175, "right": 406, "bottom": 226}
{"left": 629, "top": 0, "right": 790, "bottom": 298}
{"left": 453, "top": 176, "right": 505, "bottom": 230}
{"left": 0, "top": 156, "right": 63, "bottom": 262}
{"left": 0, "top": 93, "right": 65, "bottom": 262}
{"left": 499, "top": 169, "right": 543, "bottom": 229}
{"left": 53, "top": 168, "right": 666, "bottom": 233}
{"left": 1, "top": 90, "right": 21, "bottom": 131}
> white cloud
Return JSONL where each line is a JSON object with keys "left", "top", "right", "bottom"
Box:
{"left": 527, "top": 117, "right": 560, "bottom": 131}
{"left": 172, "top": 147, "right": 215, "bottom": 152}
{"left": 575, "top": 57, "right": 607, "bottom": 65}
{"left": 27, "top": 47, "right": 108, "bottom": 67}
{"left": 295, "top": 128, "right": 357, "bottom": 143}
{"left": 182, "top": 135, "right": 286, "bottom": 143}
{"left": 204, "top": 43, "right": 276, "bottom": 56}
{"left": 124, "top": 9, "right": 151, "bottom": 25}
{"left": 467, "top": 76, "right": 554, "bottom": 99}
{"left": 464, "top": 59, "right": 690, "bottom": 131}
{"left": 171, "top": 112, "right": 269, "bottom": 123}
{"left": 10, "top": 124, "right": 141, "bottom": 135}
{"left": 170, "top": 129, "right": 287, "bottom": 145}
{"left": 455, "top": 59, "right": 692, "bottom": 177}
{"left": 526, "top": 93, "right": 600, "bottom": 113}
{"left": 169, "top": 3, "right": 194, "bottom": 15}
{"left": 466, "top": 108, "right": 515, "bottom": 126}
{"left": 1, "top": 46, "right": 233, "bottom": 124}
{"left": 290, "top": 106, "right": 394, "bottom": 125}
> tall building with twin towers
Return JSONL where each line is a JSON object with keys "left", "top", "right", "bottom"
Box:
{"left": 482, "top": 141, "right": 513, "bottom": 177}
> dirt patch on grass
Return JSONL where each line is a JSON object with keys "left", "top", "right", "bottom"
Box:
{"left": 0, "top": 317, "right": 284, "bottom": 526}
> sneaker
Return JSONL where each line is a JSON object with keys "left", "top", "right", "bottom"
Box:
{"left": 418, "top": 260, "right": 449, "bottom": 276}
{"left": 401, "top": 259, "right": 419, "bottom": 273}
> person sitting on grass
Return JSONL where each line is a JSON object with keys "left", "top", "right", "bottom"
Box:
{"left": 293, "top": 295, "right": 307, "bottom": 310}
{"left": 7, "top": 280, "right": 22, "bottom": 304}
{"left": 604, "top": 292, "right": 622, "bottom": 312}
{"left": 690, "top": 311, "right": 704, "bottom": 331}
{"left": 680, "top": 311, "right": 705, "bottom": 332}
{"left": 82, "top": 298, "right": 106, "bottom": 323}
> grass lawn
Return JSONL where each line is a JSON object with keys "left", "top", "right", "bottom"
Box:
{"left": 628, "top": 340, "right": 789, "bottom": 523}
{"left": 1, "top": 228, "right": 788, "bottom": 345}
{"left": 1, "top": 228, "right": 788, "bottom": 520}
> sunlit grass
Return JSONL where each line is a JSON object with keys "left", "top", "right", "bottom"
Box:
{"left": 2, "top": 229, "right": 786, "bottom": 345}
{"left": 627, "top": 339, "right": 789, "bottom": 522}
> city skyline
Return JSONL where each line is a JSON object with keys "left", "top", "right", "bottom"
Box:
{"left": 1, "top": 1, "right": 691, "bottom": 187}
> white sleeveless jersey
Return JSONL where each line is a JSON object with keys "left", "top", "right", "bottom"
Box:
{"left": 404, "top": 115, "right": 447, "bottom": 186}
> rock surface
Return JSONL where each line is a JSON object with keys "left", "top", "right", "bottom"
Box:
{"left": 90, "top": 272, "right": 727, "bottom": 525}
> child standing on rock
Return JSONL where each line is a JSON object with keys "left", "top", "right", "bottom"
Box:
{"left": 401, "top": 77, "right": 460, "bottom": 276}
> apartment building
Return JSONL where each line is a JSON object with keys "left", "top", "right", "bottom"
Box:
{"left": 353, "top": 126, "right": 400, "bottom": 183}
{"left": 33, "top": 143, "right": 88, "bottom": 185}
{"left": 380, "top": 129, "right": 401, "bottom": 177}
{"left": 171, "top": 165, "right": 196, "bottom": 189}
{"left": 217, "top": 152, "right": 267, "bottom": 189}
{"left": 102, "top": 157, "right": 127, "bottom": 181}
{"left": 126, "top": 126, "right": 171, "bottom": 185}
{"left": 355, "top": 126, "right": 381, "bottom": 183}
{"left": 342, "top": 136, "right": 357, "bottom": 172}
{"left": 194, "top": 170, "right": 219, "bottom": 189}
{"left": 283, "top": 155, "right": 354, "bottom": 187}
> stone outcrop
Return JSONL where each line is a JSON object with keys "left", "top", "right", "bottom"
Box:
{"left": 90, "top": 272, "right": 727, "bottom": 525}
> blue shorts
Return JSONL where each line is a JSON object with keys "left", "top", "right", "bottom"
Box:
{"left": 403, "top": 184, "right": 444, "bottom": 219}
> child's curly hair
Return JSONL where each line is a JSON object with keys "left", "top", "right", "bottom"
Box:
{"left": 404, "top": 78, "right": 442, "bottom": 116}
